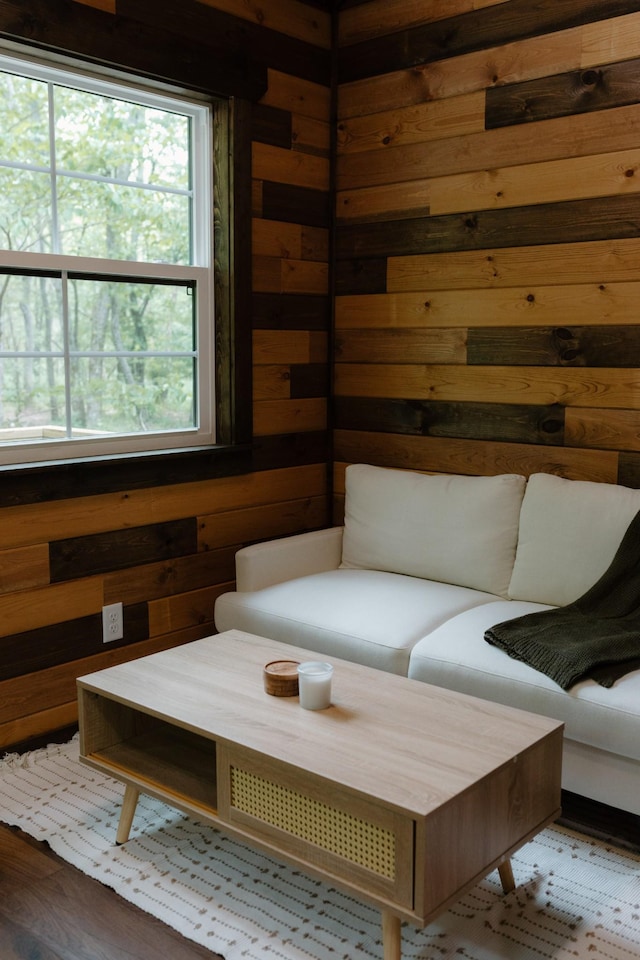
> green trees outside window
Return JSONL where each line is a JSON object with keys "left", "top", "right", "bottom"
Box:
{"left": 0, "top": 53, "right": 214, "bottom": 464}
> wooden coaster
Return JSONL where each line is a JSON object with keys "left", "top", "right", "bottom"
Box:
{"left": 264, "top": 660, "right": 300, "bottom": 697}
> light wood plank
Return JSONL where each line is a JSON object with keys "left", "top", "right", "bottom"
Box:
{"left": 565, "top": 407, "right": 640, "bottom": 452}
{"left": 386, "top": 238, "right": 640, "bottom": 292}
{"left": 581, "top": 13, "right": 640, "bottom": 69}
{"left": 252, "top": 142, "right": 330, "bottom": 191}
{"left": 335, "top": 328, "right": 467, "bottom": 363}
{"left": 338, "top": 103, "right": 640, "bottom": 190}
{"left": 334, "top": 363, "right": 640, "bottom": 410}
{"left": 261, "top": 69, "right": 331, "bottom": 122}
{"left": 253, "top": 330, "right": 327, "bottom": 364}
{"left": 337, "top": 91, "right": 485, "bottom": 155}
{"left": 430, "top": 148, "right": 640, "bottom": 217}
{"left": 199, "top": 0, "right": 331, "bottom": 48}
{"left": 0, "top": 578, "right": 103, "bottom": 639}
{"left": 338, "top": 148, "right": 640, "bottom": 222}
{"left": 253, "top": 398, "right": 327, "bottom": 435}
{"left": 337, "top": 179, "right": 431, "bottom": 222}
{"left": 333, "top": 429, "right": 619, "bottom": 484}
{"left": 0, "top": 702, "right": 79, "bottom": 750}
{"left": 148, "top": 584, "right": 230, "bottom": 637}
{"left": 336, "top": 282, "right": 640, "bottom": 329}
{"left": 252, "top": 219, "right": 327, "bottom": 263}
{"left": 292, "top": 115, "right": 331, "bottom": 156}
{"left": 253, "top": 255, "right": 329, "bottom": 294}
{"left": 253, "top": 218, "right": 304, "bottom": 259}
{"left": 253, "top": 365, "right": 292, "bottom": 401}
{"left": 0, "top": 544, "right": 50, "bottom": 594}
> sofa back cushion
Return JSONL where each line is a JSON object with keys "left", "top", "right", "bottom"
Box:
{"left": 508, "top": 472, "right": 640, "bottom": 606}
{"left": 340, "top": 464, "right": 526, "bottom": 597}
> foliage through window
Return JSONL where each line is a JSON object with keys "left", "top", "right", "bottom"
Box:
{"left": 0, "top": 52, "right": 214, "bottom": 465}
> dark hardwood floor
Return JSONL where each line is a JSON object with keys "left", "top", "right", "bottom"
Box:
{"left": 0, "top": 782, "right": 638, "bottom": 959}
{"left": 0, "top": 823, "right": 223, "bottom": 960}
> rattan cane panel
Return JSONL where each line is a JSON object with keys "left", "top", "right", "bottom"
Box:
{"left": 230, "top": 766, "right": 396, "bottom": 879}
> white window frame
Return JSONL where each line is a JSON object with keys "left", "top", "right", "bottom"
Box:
{"left": 0, "top": 49, "right": 215, "bottom": 466}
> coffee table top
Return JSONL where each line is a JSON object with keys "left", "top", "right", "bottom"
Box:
{"left": 78, "top": 629, "right": 563, "bottom": 819}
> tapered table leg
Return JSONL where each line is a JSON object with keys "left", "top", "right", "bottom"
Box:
{"left": 116, "top": 784, "right": 140, "bottom": 844}
{"left": 382, "top": 910, "right": 401, "bottom": 960}
{"left": 498, "top": 859, "right": 515, "bottom": 893}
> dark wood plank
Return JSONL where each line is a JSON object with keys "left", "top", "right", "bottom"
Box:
{"left": 261, "top": 181, "right": 331, "bottom": 227}
{"left": 338, "top": 0, "right": 638, "bottom": 82}
{"left": 121, "top": 0, "right": 330, "bottom": 86}
{"left": 0, "top": 0, "right": 266, "bottom": 99}
{"left": 49, "top": 519, "right": 197, "bottom": 581}
{"left": 468, "top": 325, "right": 640, "bottom": 366}
{"left": 336, "top": 194, "right": 640, "bottom": 259}
{"left": 229, "top": 99, "right": 254, "bottom": 446}
{"left": 0, "top": 604, "right": 148, "bottom": 682}
{"left": 290, "top": 363, "right": 329, "bottom": 398}
{"left": 252, "top": 103, "right": 293, "bottom": 149}
{"left": 251, "top": 431, "right": 330, "bottom": 471}
{"left": 335, "top": 258, "right": 388, "bottom": 294}
{"left": 0, "top": 445, "right": 251, "bottom": 508}
{"left": 103, "top": 546, "right": 237, "bottom": 605}
{"left": 252, "top": 293, "right": 329, "bottom": 330}
{"left": 334, "top": 396, "right": 564, "bottom": 445}
{"left": 618, "top": 453, "right": 640, "bottom": 489}
{"left": 487, "top": 58, "right": 640, "bottom": 129}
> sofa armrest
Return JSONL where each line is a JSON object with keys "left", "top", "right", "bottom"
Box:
{"left": 235, "top": 526, "right": 344, "bottom": 592}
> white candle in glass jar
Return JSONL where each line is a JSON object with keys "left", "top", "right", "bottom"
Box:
{"left": 297, "top": 661, "right": 333, "bottom": 710}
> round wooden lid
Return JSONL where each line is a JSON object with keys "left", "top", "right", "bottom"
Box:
{"left": 264, "top": 659, "right": 300, "bottom": 697}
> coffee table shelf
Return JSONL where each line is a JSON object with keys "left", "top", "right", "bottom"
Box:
{"left": 81, "top": 693, "right": 218, "bottom": 815}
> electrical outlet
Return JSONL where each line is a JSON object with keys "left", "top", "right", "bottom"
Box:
{"left": 102, "top": 602, "right": 124, "bottom": 643}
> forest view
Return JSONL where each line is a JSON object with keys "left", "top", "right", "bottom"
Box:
{"left": 0, "top": 64, "right": 201, "bottom": 447}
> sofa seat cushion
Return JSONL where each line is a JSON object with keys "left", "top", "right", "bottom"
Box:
{"left": 214, "top": 569, "right": 501, "bottom": 676}
{"left": 407, "top": 601, "right": 640, "bottom": 762}
{"left": 341, "top": 464, "right": 525, "bottom": 598}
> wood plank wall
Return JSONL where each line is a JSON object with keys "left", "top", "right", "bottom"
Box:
{"left": 334, "top": 0, "right": 640, "bottom": 515}
{"left": 0, "top": 0, "right": 332, "bottom": 750}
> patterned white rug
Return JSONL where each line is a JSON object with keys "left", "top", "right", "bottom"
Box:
{"left": 0, "top": 737, "right": 639, "bottom": 960}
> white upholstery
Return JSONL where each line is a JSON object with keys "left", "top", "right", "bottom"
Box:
{"left": 215, "top": 568, "right": 500, "bottom": 675}
{"left": 235, "top": 526, "right": 343, "bottom": 592}
{"left": 213, "top": 465, "right": 640, "bottom": 816}
{"left": 408, "top": 601, "right": 640, "bottom": 763}
{"left": 341, "top": 464, "right": 525, "bottom": 598}
{"left": 508, "top": 472, "right": 640, "bottom": 605}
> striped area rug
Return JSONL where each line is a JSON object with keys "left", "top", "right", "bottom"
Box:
{"left": 1, "top": 736, "right": 639, "bottom": 960}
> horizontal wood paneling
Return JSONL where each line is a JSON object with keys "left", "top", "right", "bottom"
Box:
{"left": 334, "top": 429, "right": 618, "bottom": 483}
{"left": 336, "top": 282, "right": 640, "bottom": 328}
{"left": 335, "top": 1, "right": 640, "bottom": 494}
{"left": 338, "top": 12, "right": 640, "bottom": 118}
{"left": 2, "top": 1, "right": 331, "bottom": 751}
{"left": 338, "top": 0, "right": 638, "bottom": 83}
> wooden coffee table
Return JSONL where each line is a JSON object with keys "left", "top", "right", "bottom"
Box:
{"left": 77, "top": 629, "right": 563, "bottom": 960}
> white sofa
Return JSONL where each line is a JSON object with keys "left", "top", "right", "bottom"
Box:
{"left": 214, "top": 464, "right": 640, "bottom": 817}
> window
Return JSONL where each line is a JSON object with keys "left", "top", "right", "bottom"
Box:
{"left": 0, "top": 51, "right": 215, "bottom": 466}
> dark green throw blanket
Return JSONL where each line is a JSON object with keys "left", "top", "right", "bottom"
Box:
{"left": 485, "top": 509, "right": 640, "bottom": 689}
